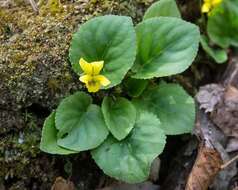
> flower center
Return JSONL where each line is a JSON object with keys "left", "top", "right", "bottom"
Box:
{"left": 88, "top": 78, "right": 98, "bottom": 86}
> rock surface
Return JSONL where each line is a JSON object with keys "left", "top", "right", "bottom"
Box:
{"left": 0, "top": 1, "right": 153, "bottom": 189}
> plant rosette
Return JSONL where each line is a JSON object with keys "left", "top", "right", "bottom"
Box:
{"left": 40, "top": 0, "right": 199, "bottom": 183}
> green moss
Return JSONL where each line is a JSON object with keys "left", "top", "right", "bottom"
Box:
{"left": 40, "top": 0, "right": 64, "bottom": 16}
{"left": 0, "top": 1, "right": 156, "bottom": 189}
{"left": 0, "top": 113, "right": 41, "bottom": 177}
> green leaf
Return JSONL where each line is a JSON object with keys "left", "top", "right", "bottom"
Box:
{"left": 143, "top": 0, "right": 181, "bottom": 20}
{"left": 55, "top": 92, "right": 109, "bottom": 151}
{"left": 55, "top": 91, "right": 92, "bottom": 135}
{"left": 40, "top": 112, "right": 76, "bottom": 155}
{"left": 133, "top": 83, "right": 195, "bottom": 135}
{"left": 102, "top": 97, "right": 136, "bottom": 140}
{"left": 207, "top": 0, "right": 238, "bottom": 48}
{"left": 200, "top": 35, "right": 228, "bottom": 64}
{"left": 124, "top": 78, "right": 149, "bottom": 97}
{"left": 69, "top": 15, "right": 137, "bottom": 88}
{"left": 132, "top": 17, "right": 200, "bottom": 79}
{"left": 92, "top": 112, "right": 166, "bottom": 183}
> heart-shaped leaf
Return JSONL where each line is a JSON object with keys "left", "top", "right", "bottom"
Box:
{"left": 55, "top": 92, "right": 109, "bottom": 151}
{"left": 40, "top": 112, "right": 76, "bottom": 155}
{"left": 207, "top": 0, "right": 238, "bottom": 48}
{"left": 132, "top": 17, "right": 200, "bottom": 79}
{"left": 55, "top": 91, "right": 92, "bottom": 136}
{"left": 133, "top": 83, "right": 195, "bottom": 135}
{"left": 102, "top": 97, "right": 136, "bottom": 140}
{"left": 123, "top": 78, "right": 149, "bottom": 97}
{"left": 92, "top": 112, "right": 166, "bottom": 183}
{"left": 143, "top": 0, "right": 181, "bottom": 20}
{"left": 200, "top": 35, "right": 227, "bottom": 64}
{"left": 69, "top": 15, "right": 137, "bottom": 88}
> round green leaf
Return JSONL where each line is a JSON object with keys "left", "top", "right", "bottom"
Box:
{"left": 40, "top": 112, "right": 76, "bottom": 155}
{"left": 102, "top": 97, "right": 136, "bottom": 140}
{"left": 133, "top": 83, "right": 195, "bottom": 135}
{"left": 143, "top": 0, "right": 181, "bottom": 20}
{"left": 92, "top": 112, "right": 166, "bottom": 183}
{"left": 207, "top": 0, "right": 238, "bottom": 48}
{"left": 200, "top": 35, "right": 227, "bottom": 64}
{"left": 55, "top": 91, "right": 92, "bottom": 135}
{"left": 132, "top": 17, "right": 200, "bottom": 79}
{"left": 69, "top": 15, "right": 137, "bottom": 88}
{"left": 55, "top": 92, "right": 109, "bottom": 151}
{"left": 123, "top": 78, "right": 149, "bottom": 97}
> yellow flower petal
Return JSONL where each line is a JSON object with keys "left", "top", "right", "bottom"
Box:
{"left": 86, "top": 80, "right": 101, "bottom": 93}
{"left": 79, "top": 58, "right": 92, "bottom": 74}
{"left": 79, "top": 74, "right": 92, "bottom": 84}
{"left": 212, "top": 0, "right": 222, "bottom": 6}
{"left": 94, "top": 75, "right": 111, "bottom": 87}
{"left": 91, "top": 61, "right": 104, "bottom": 75}
{"left": 202, "top": 3, "right": 211, "bottom": 13}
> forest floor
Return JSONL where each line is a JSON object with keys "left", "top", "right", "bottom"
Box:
{"left": 0, "top": 0, "right": 238, "bottom": 190}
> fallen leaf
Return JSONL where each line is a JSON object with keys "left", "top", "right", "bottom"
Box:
{"left": 51, "top": 177, "right": 75, "bottom": 190}
{"left": 185, "top": 143, "right": 223, "bottom": 190}
{"left": 196, "top": 84, "right": 224, "bottom": 113}
{"left": 211, "top": 85, "right": 238, "bottom": 138}
{"left": 226, "top": 138, "right": 238, "bottom": 152}
{"left": 161, "top": 138, "right": 198, "bottom": 190}
{"left": 185, "top": 108, "right": 225, "bottom": 190}
{"left": 212, "top": 161, "right": 237, "bottom": 190}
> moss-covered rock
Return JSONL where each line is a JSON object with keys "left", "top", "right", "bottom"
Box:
{"left": 0, "top": 1, "right": 155, "bottom": 189}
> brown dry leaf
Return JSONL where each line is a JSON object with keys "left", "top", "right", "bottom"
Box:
{"left": 51, "top": 177, "right": 75, "bottom": 190}
{"left": 196, "top": 84, "right": 225, "bottom": 113}
{"left": 161, "top": 138, "right": 198, "bottom": 190}
{"left": 185, "top": 108, "right": 226, "bottom": 190}
{"left": 185, "top": 143, "right": 223, "bottom": 190}
{"left": 187, "top": 58, "right": 238, "bottom": 190}
{"left": 211, "top": 85, "right": 238, "bottom": 138}
{"left": 226, "top": 138, "right": 238, "bottom": 152}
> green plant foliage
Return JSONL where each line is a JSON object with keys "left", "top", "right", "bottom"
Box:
{"left": 69, "top": 15, "right": 137, "bottom": 88}
{"left": 124, "top": 78, "right": 149, "bottom": 97}
{"left": 91, "top": 112, "right": 166, "bottom": 183}
{"left": 55, "top": 92, "right": 92, "bottom": 136}
{"left": 55, "top": 92, "right": 109, "bottom": 151}
{"left": 102, "top": 97, "right": 136, "bottom": 140}
{"left": 40, "top": 112, "right": 76, "bottom": 155}
{"left": 143, "top": 0, "right": 181, "bottom": 20}
{"left": 200, "top": 35, "right": 227, "bottom": 64}
{"left": 133, "top": 83, "right": 195, "bottom": 135}
{"left": 207, "top": 0, "right": 238, "bottom": 48}
{"left": 132, "top": 17, "right": 200, "bottom": 79}
{"left": 39, "top": 2, "right": 200, "bottom": 183}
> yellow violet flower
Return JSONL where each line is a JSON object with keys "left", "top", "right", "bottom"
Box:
{"left": 201, "top": 0, "right": 222, "bottom": 13}
{"left": 79, "top": 58, "right": 110, "bottom": 93}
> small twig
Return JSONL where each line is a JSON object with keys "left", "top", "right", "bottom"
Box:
{"left": 28, "top": 0, "right": 39, "bottom": 13}
{"left": 220, "top": 154, "right": 238, "bottom": 170}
